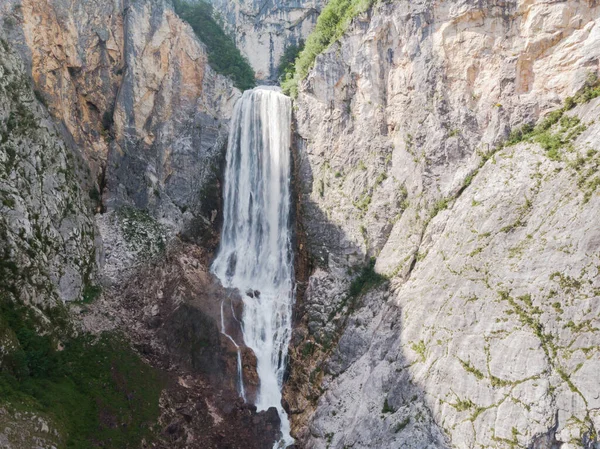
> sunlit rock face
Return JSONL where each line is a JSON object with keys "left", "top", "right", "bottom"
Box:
{"left": 208, "top": 0, "right": 325, "bottom": 81}
{"left": 2, "top": 0, "right": 240, "bottom": 234}
{"left": 286, "top": 1, "right": 600, "bottom": 448}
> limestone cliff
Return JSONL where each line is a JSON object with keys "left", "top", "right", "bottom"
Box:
{"left": 208, "top": 0, "right": 325, "bottom": 81}
{"left": 2, "top": 0, "right": 600, "bottom": 447}
{"left": 2, "top": 0, "right": 239, "bottom": 238}
{"left": 0, "top": 36, "right": 96, "bottom": 307}
{"left": 286, "top": 1, "right": 600, "bottom": 448}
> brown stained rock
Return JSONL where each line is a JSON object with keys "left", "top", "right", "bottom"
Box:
{"left": 81, "top": 240, "right": 277, "bottom": 448}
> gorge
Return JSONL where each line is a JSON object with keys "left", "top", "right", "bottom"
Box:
{"left": 1, "top": 0, "right": 600, "bottom": 448}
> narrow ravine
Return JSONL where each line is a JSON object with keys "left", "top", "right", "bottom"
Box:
{"left": 211, "top": 87, "right": 295, "bottom": 448}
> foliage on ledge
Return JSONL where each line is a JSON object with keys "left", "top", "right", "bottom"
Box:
{"left": 281, "top": 0, "right": 376, "bottom": 97}
{"left": 173, "top": 0, "right": 256, "bottom": 91}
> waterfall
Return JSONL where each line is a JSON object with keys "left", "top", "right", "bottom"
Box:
{"left": 211, "top": 87, "right": 294, "bottom": 448}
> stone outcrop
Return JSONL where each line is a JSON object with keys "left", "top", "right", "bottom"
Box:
{"left": 208, "top": 0, "right": 325, "bottom": 81}
{"left": 0, "top": 36, "right": 96, "bottom": 307}
{"left": 286, "top": 0, "right": 600, "bottom": 448}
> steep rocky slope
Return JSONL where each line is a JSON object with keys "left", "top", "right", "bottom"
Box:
{"left": 0, "top": 36, "right": 96, "bottom": 309}
{"left": 0, "top": 0, "right": 278, "bottom": 447}
{"left": 3, "top": 0, "right": 600, "bottom": 447}
{"left": 208, "top": 0, "right": 325, "bottom": 81}
{"left": 286, "top": 0, "right": 600, "bottom": 448}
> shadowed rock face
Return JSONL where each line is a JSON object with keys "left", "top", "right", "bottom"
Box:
{"left": 286, "top": 0, "right": 600, "bottom": 448}
{"left": 208, "top": 0, "right": 325, "bottom": 81}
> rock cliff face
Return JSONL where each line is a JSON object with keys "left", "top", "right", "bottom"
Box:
{"left": 3, "top": 0, "right": 239, "bottom": 235}
{"left": 286, "top": 0, "right": 600, "bottom": 448}
{"left": 0, "top": 37, "right": 96, "bottom": 307}
{"left": 3, "top": 0, "right": 600, "bottom": 447}
{"left": 208, "top": 0, "right": 325, "bottom": 81}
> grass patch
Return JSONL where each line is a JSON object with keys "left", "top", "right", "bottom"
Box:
{"left": 348, "top": 257, "right": 387, "bottom": 298}
{"left": 0, "top": 299, "right": 164, "bottom": 448}
{"left": 505, "top": 75, "right": 600, "bottom": 159}
{"left": 411, "top": 340, "right": 427, "bottom": 362}
{"left": 498, "top": 290, "right": 555, "bottom": 359}
{"left": 381, "top": 397, "right": 395, "bottom": 414}
{"left": 173, "top": 0, "right": 255, "bottom": 90}
{"left": 459, "top": 358, "right": 484, "bottom": 380}
{"left": 394, "top": 416, "right": 410, "bottom": 433}
{"left": 452, "top": 397, "right": 474, "bottom": 412}
{"left": 81, "top": 284, "right": 102, "bottom": 304}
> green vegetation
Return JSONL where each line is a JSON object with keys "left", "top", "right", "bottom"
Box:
{"left": 394, "top": 416, "right": 410, "bottom": 433}
{"left": 172, "top": 0, "right": 255, "bottom": 90}
{"left": 353, "top": 191, "right": 372, "bottom": 212}
{"left": 281, "top": 0, "right": 376, "bottom": 96}
{"left": 550, "top": 271, "right": 582, "bottom": 293}
{"left": 81, "top": 284, "right": 102, "bottom": 304}
{"left": 411, "top": 340, "right": 427, "bottom": 362}
{"left": 382, "top": 397, "right": 395, "bottom": 414}
{"left": 453, "top": 397, "right": 475, "bottom": 412}
{"left": 498, "top": 290, "right": 555, "bottom": 358}
{"left": 568, "top": 148, "right": 600, "bottom": 203}
{"left": 348, "top": 257, "right": 387, "bottom": 298}
{"left": 505, "top": 75, "right": 600, "bottom": 160}
{"left": 278, "top": 41, "right": 304, "bottom": 81}
{"left": 0, "top": 299, "right": 164, "bottom": 448}
{"left": 459, "top": 358, "right": 484, "bottom": 380}
{"left": 301, "top": 341, "right": 316, "bottom": 358}
{"left": 424, "top": 196, "right": 450, "bottom": 226}
{"left": 116, "top": 206, "right": 166, "bottom": 257}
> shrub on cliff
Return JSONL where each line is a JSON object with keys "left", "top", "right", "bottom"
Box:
{"left": 173, "top": 0, "right": 256, "bottom": 91}
{"left": 282, "top": 0, "right": 376, "bottom": 97}
{"left": 278, "top": 40, "right": 304, "bottom": 82}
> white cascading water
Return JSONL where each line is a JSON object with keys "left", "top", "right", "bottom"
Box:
{"left": 211, "top": 87, "right": 294, "bottom": 448}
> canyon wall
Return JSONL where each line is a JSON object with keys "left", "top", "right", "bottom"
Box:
{"left": 0, "top": 33, "right": 96, "bottom": 308}
{"left": 2, "top": 0, "right": 600, "bottom": 447}
{"left": 2, "top": 0, "right": 239, "bottom": 236}
{"left": 286, "top": 1, "right": 600, "bottom": 448}
{"left": 208, "top": 0, "right": 325, "bottom": 81}
{"left": 0, "top": 0, "right": 277, "bottom": 447}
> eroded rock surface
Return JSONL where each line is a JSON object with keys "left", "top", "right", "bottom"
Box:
{"left": 79, "top": 241, "right": 279, "bottom": 448}
{"left": 287, "top": 1, "right": 600, "bottom": 448}
{"left": 2, "top": 0, "right": 239, "bottom": 233}
{"left": 0, "top": 36, "right": 96, "bottom": 307}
